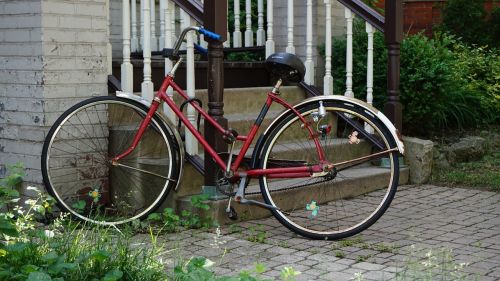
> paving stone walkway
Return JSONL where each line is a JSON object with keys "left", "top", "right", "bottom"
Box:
{"left": 157, "top": 185, "right": 500, "bottom": 280}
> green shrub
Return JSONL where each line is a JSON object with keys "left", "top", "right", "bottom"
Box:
{"left": 321, "top": 20, "right": 499, "bottom": 136}
{"left": 398, "top": 33, "right": 484, "bottom": 135}
{"left": 450, "top": 44, "right": 500, "bottom": 125}
{"left": 441, "top": 0, "right": 487, "bottom": 46}
{"left": 489, "top": 7, "right": 500, "bottom": 48}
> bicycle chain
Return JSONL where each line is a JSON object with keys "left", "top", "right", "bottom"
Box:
{"left": 243, "top": 176, "right": 335, "bottom": 196}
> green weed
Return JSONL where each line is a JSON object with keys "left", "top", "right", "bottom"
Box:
{"left": 335, "top": 251, "right": 346, "bottom": 258}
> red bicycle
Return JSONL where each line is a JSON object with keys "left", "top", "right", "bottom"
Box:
{"left": 42, "top": 26, "right": 404, "bottom": 240}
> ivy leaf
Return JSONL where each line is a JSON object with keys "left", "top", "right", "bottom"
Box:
{"left": 91, "top": 250, "right": 110, "bottom": 262}
{"left": 0, "top": 217, "right": 18, "bottom": 237}
{"left": 21, "top": 265, "right": 40, "bottom": 274}
{"left": 5, "top": 174, "right": 23, "bottom": 188}
{"left": 72, "top": 200, "right": 86, "bottom": 211}
{"left": 41, "top": 251, "right": 59, "bottom": 264}
{"left": 27, "top": 272, "right": 52, "bottom": 281}
{"left": 102, "top": 269, "right": 123, "bottom": 281}
{"left": 0, "top": 248, "right": 7, "bottom": 257}
{"left": 146, "top": 213, "right": 161, "bottom": 221}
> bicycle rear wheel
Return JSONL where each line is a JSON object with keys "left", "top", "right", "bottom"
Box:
{"left": 259, "top": 99, "right": 399, "bottom": 240}
{"left": 42, "top": 96, "right": 179, "bottom": 225}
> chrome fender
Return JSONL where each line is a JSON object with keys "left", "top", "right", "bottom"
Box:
{"left": 116, "top": 91, "right": 185, "bottom": 190}
{"left": 265, "top": 95, "right": 405, "bottom": 155}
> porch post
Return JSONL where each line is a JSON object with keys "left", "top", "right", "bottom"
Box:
{"left": 204, "top": 0, "right": 228, "bottom": 187}
{"left": 384, "top": 0, "right": 403, "bottom": 132}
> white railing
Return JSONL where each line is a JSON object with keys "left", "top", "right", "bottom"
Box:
{"left": 116, "top": 0, "right": 379, "bottom": 153}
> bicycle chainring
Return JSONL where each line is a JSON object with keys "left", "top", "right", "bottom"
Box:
{"left": 215, "top": 168, "right": 238, "bottom": 197}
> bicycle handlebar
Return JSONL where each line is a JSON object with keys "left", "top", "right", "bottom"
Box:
{"left": 170, "top": 26, "right": 221, "bottom": 59}
{"left": 198, "top": 28, "right": 222, "bottom": 41}
{"left": 193, "top": 43, "right": 208, "bottom": 55}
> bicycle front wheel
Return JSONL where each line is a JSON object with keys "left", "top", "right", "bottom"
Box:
{"left": 42, "top": 96, "right": 180, "bottom": 225}
{"left": 259, "top": 99, "right": 399, "bottom": 240}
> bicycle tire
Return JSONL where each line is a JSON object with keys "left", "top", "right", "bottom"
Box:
{"left": 258, "top": 99, "right": 399, "bottom": 240}
{"left": 41, "top": 96, "right": 180, "bottom": 225}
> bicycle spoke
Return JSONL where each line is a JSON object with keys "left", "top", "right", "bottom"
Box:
{"left": 44, "top": 97, "right": 177, "bottom": 225}
{"left": 114, "top": 163, "right": 175, "bottom": 182}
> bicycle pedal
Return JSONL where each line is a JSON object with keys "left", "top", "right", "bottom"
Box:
{"left": 226, "top": 206, "right": 238, "bottom": 220}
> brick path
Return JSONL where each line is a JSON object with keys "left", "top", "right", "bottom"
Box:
{"left": 157, "top": 185, "right": 500, "bottom": 280}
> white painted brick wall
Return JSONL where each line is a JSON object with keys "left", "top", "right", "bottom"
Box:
{"left": 0, "top": 0, "right": 43, "bottom": 182}
{"left": 0, "top": 0, "right": 108, "bottom": 184}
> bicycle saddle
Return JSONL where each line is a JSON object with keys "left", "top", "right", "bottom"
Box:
{"left": 266, "top": 52, "right": 306, "bottom": 83}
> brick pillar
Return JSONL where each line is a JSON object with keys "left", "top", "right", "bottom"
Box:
{"left": 0, "top": 0, "right": 108, "bottom": 185}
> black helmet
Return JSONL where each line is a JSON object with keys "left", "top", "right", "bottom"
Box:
{"left": 265, "top": 52, "right": 306, "bottom": 83}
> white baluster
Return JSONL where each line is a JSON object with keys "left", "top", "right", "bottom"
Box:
{"left": 180, "top": 9, "right": 189, "bottom": 49}
{"left": 170, "top": 2, "right": 177, "bottom": 43}
{"left": 140, "top": 0, "right": 144, "bottom": 49}
{"left": 159, "top": 0, "right": 165, "bottom": 50}
{"left": 304, "top": 0, "right": 314, "bottom": 84}
{"left": 163, "top": 0, "right": 175, "bottom": 123}
{"left": 323, "top": 0, "right": 333, "bottom": 95}
{"left": 265, "top": 0, "right": 275, "bottom": 58}
{"left": 256, "top": 0, "right": 265, "bottom": 45}
{"left": 223, "top": 32, "right": 231, "bottom": 47}
{"left": 365, "top": 22, "right": 375, "bottom": 133}
{"left": 224, "top": 1, "right": 231, "bottom": 48}
{"left": 244, "top": 0, "right": 253, "bottom": 46}
{"left": 150, "top": 0, "right": 158, "bottom": 51}
{"left": 344, "top": 7, "right": 354, "bottom": 98}
{"left": 142, "top": 0, "right": 154, "bottom": 100}
{"left": 233, "top": 0, "right": 242, "bottom": 47}
{"left": 106, "top": 0, "right": 112, "bottom": 75}
{"left": 185, "top": 30, "right": 198, "bottom": 155}
{"left": 286, "top": 0, "right": 295, "bottom": 54}
{"left": 122, "top": 0, "right": 133, "bottom": 93}
{"left": 131, "top": 0, "right": 139, "bottom": 52}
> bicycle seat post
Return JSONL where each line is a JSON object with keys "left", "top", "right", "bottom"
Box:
{"left": 272, "top": 79, "right": 283, "bottom": 94}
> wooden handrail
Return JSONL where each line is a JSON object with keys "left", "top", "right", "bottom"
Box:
{"left": 171, "top": 0, "right": 203, "bottom": 24}
{"left": 337, "top": 0, "right": 385, "bottom": 32}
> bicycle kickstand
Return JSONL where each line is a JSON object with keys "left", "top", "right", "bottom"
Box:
{"left": 231, "top": 175, "right": 280, "bottom": 211}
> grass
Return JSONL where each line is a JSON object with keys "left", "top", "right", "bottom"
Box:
{"left": 432, "top": 151, "right": 500, "bottom": 191}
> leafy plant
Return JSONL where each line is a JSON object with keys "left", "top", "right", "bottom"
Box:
{"left": 0, "top": 164, "right": 24, "bottom": 239}
{"left": 335, "top": 251, "right": 345, "bottom": 258}
{"left": 432, "top": 151, "right": 500, "bottom": 191}
{"left": 171, "top": 257, "right": 299, "bottom": 281}
{"left": 245, "top": 225, "right": 266, "bottom": 243}
{"left": 489, "top": 7, "right": 500, "bottom": 48}
{"left": 145, "top": 194, "right": 215, "bottom": 233}
{"left": 394, "top": 246, "right": 475, "bottom": 281}
{"left": 280, "top": 267, "right": 301, "bottom": 281}
{"left": 440, "top": 0, "right": 487, "bottom": 46}
{"left": 320, "top": 20, "right": 499, "bottom": 136}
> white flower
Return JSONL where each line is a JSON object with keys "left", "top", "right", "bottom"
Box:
{"left": 44, "top": 230, "right": 55, "bottom": 238}
{"left": 27, "top": 186, "right": 41, "bottom": 192}
{"left": 203, "top": 258, "right": 215, "bottom": 269}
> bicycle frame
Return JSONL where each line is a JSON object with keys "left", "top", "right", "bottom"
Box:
{"left": 112, "top": 74, "right": 329, "bottom": 179}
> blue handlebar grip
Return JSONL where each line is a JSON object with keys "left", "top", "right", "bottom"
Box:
{"left": 193, "top": 43, "right": 208, "bottom": 54}
{"left": 199, "top": 28, "right": 222, "bottom": 41}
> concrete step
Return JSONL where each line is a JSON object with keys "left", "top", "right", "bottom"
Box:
{"left": 176, "top": 166, "right": 410, "bottom": 225}
{"left": 167, "top": 85, "right": 307, "bottom": 116}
